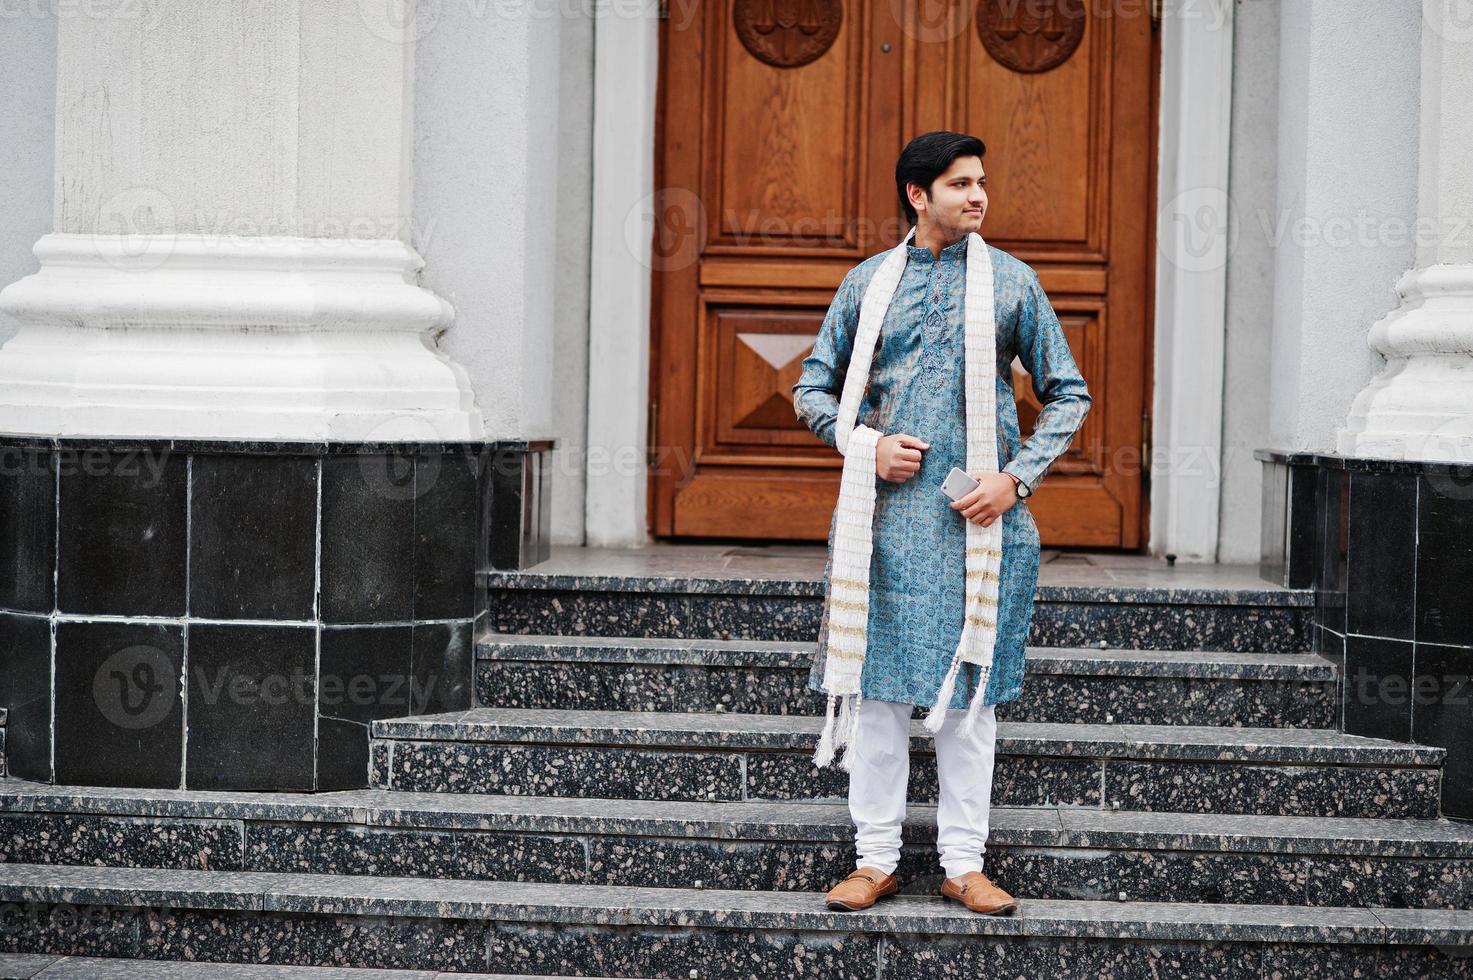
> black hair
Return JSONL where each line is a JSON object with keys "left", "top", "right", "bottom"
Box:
{"left": 895, "top": 131, "right": 987, "bottom": 226}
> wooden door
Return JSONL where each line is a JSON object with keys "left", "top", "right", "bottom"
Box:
{"left": 651, "top": 0, "right": 1156, "bottom": 548}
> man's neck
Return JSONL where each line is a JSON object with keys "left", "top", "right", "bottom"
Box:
{"left": 911, "top": 223, "right": 965, "bottom": 260}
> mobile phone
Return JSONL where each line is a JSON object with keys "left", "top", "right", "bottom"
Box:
{"left": 940, "top": 466, "right": 980, "bottom": 501}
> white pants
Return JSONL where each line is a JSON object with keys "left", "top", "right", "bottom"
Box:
{"left": 846, "top": 696, "right": 999, "bottom": 880}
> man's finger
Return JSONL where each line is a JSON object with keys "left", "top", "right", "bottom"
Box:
{"left": 961, "top": 498, "right": 991, "bottom": 520}
{"left": 951, "top": 485, "right": 984, "bottom": 509}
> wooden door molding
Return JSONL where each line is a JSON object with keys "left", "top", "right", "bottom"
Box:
{"left": 651, "top": 0, "right": 1157, "bottom": 547}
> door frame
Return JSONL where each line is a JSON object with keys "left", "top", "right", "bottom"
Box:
{"left": 586, "top": 0, "right": 1233, "bottom": 559}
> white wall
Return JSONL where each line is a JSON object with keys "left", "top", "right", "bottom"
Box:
{"left": 1216, "top": 0, "right": 1281, "bottom": 562}
{"left": 0, "top": 8, "right": 55, "bottom": 346}
{"left": 1265, "top": 0, "right": 1422, "bottom": 453}
{"left": 53, "top": 3, "right": 413, "bottom": 239}
{"left": 413, "top": 1, "right": 595, "bottom": 543}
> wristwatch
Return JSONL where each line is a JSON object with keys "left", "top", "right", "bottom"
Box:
{"left": 1006, "top": 472, "right": 1032, "bottom": 498}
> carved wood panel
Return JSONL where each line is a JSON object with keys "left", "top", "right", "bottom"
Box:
{"left": 653, "top": 0, "right": 1156, "bottom": 547}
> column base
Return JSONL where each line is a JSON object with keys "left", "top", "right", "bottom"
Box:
{"left": 0, "top": 234, "right": 483, "bottom": 441}
{"left": 1337, "top": 264, "right": 1473, "bottom": 464}
{"left": 0, "top": 434, "right": 552, "bottom": 792}
{"left": 1257, "top": 448, "right": 1473, "bottom": 818}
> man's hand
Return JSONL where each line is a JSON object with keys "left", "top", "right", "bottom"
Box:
{"left": 875, "top": 433, "right": 929, "bottom": 482}
{"left": 950, "top": 472, "right": 1020, "bottom": 527}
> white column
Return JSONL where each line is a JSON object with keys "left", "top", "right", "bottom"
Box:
{"left": 584, "top": 3, "right": 659, "bottom": 547}
{"left": 1263, "top": 0, "right": 1422, "bottom": 455}
{"left": 0, "top": 0, "right": 482, "bottom": 441}
{"left": 1337, "top": 0, "right": 1473, "bottom": 462}
{"left": 1151, "top": 0, "right": 1235, "bottom": 562}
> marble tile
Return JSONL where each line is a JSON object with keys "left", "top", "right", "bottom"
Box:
{"left": 1346, "top": 471, "right": 1418, "bottom": 641}
{"left": 1416, "top": 474, "right": 1473, "bottom": 648}
{"left": 314, "top": 718, "right": 369, "bottom": 792}
{"left": 384, "top": 741, "right": 744, "bottom": 801}
{"left": 1342, "top": 634, "right": 1415, "bottom": 743}
{"left": 483, "top": 544, "right": 1308, "bottom": 601}
{"left": 0, "top": 953, "right": 58, "bottom": 978}
{"left": 318, "top": 626, "right": 414, "bottom": 725}
{"left": 0, "top": 864, "right": 264, "bottom": 910}
{"left": 242, "top": 821, "right": 584, "bottom": 882}
{"left": 477, "top": 920, "right": 880, "bottom": 979}
{"left": 29, "top": 958, "right": 440, "bottom": 979}
{"left": 133, "top": 910, "right": 488, "bottom": 972}
{"left": 0, "top": 613, "right": 53, "bottom": 782}
{"left": 1104, "top": 760, "right": 1441, "bottom": 818}
{"left": 490, "top": 589, "right": 824, "bottom": 642}
{"left": 1413, "top": 643, "right": 1473, "bottom": 821}
{"left": 1258, "top": 940, "right": 1473, "bottom": 978}
{"left": 1028, "top": 602, "right": 1313, "bottom": 654}
{"left": 188, "top": 454, "right": 317, "bottom": 621}
{"left": 0, "top": 813, "right": 242, "bottom": 871}
{"left": 320, "top": 454, "right": 415, "bottom": 624}
{"left": 368, "top": 741, "right": 391, "bottom": 789}
{"left": 473, "top": 659, "right": 1337, "bottom": 729}
{"left": 0, "top": 779, "right": 366, "bottom": 823}
{"left": 0, "top": 448, "right": 55, "bottom": 613}
{"left": 185, "top": 624, "right": 316, "bottom": 791}
{"left": 1315, "top": 466, "right": 1349, "bottom": 637}
{"left": 0, "top": 900, "right": 139, "bottom": 959}
{"left": 410, "top": 620, "right": 474, "bottom": 715}
{"left": 880, "top": 936, "right": 1262, "bottom": 979}
{"left": 56, "top": 448, "right": 188, "bottom": 617}
{"left": 413, "top": 452, "right": 480, "bottom": 620}
{"left": 52, "top": 621, "right": 184, "bottom": 788}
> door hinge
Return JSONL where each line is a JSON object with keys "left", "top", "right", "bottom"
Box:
{"left": 658, "top": 0, "right": 669, "bottom": 20}
{"left": 1150, "top": 0, "right": 1163, "bottom": 29}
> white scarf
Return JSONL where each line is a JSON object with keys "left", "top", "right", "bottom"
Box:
{"left": 813, "top": 227, "right": 1004, "bottom": 771}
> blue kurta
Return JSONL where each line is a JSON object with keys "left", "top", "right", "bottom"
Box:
{"left": 793, "top": 234, "right": 1091, "bottom": 709}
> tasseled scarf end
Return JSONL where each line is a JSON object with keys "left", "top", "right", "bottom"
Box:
{"left": 812, "top": 690, "right": 865, "bottom": 770}
{"left": 924, "top": 653, "right": 992, "bottom": 737}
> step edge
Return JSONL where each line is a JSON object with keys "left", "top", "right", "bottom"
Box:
{"left": 0, "top": 863, "right": 1465, "bottom": 945}
{"left": 1, "top": 783, "right": 1471, "bottom": 857}
{"left": 474, "top": 635, "right": 1336, "bottom": 679}
{"left": 366, "top": 713, "right": 1445, "bottom": 766}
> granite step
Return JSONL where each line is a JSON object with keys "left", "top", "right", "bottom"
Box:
{"left": 0, "top": 953, "right": 644, "bottom": 979}
{"left": 475, "top": 633, "right": 1339, "bottom": 728}
{"left": 367, "top": 708, "right": 1443, "bottom": 818}
{"left": 3, "top": 779, "right": 1473, "bottom": 908}
{"left": 2, "top": 863, "right": 1472, "bottom": 978}
{"left": 482, "top": 566, "right": 1315, "bottom": 651}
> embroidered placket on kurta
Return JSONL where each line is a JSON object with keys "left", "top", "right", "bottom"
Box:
{"left": 793, "top": 232, "right": 1092, "bottom": 762}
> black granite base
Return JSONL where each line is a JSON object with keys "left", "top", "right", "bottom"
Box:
{"left": 486, "top": 586, "right": 1314, "bottom": 652}
{"left": 2, "top": 866, "right": 1473, "bottom": 979}
{"left": 474, "top": 640, "right": 1338, "bottom": 727}
{"left": 1258, "top": 449, "right": 1473, "bottom": 819}
{"left": 7, "top": 795, "right": 1473, "bottom": 909}
{"left": 0, "top": 436, "right": 553, "bottom": 792}
{"left": 368, "top": 715, "right": 1443, "bottom": 818}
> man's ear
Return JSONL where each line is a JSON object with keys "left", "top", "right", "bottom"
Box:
{"left": 907, "top": 181, "right": 926, "bottom": 215}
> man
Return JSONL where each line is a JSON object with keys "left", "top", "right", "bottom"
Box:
{"left": 791, "top": 131, "right": 1091, "bottom": 914}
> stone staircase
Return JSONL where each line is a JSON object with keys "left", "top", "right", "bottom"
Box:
{"left": 2, "top": 549, "right": 1473, "bottom": 977}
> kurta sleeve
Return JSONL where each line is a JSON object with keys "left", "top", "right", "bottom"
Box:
{"left": 792, "top": 268, "right": 862, "bottom": 451}
{"left": 1001, "top": 271, "right": 1092, "bottom": 494}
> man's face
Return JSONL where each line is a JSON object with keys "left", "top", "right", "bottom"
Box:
{"left": 912, "top": 155, "right": 987, "bottom": 237}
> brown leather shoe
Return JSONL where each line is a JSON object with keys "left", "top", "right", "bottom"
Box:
{"left": 939, "top": 871, "right": 1019, "bottom": 915}
{"left": 824, "top": 866, "right": 899, "bottom": 911}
